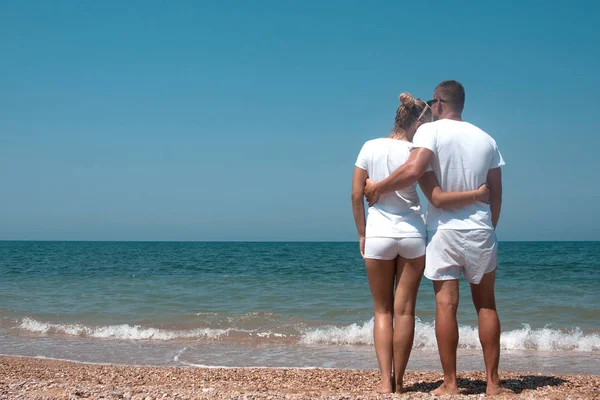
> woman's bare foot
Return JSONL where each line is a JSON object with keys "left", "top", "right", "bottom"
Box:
{"left": 431, "top": 382, "right": 459, "bottom": 396}
{"left": 376, "top": 376, "right": 394, "bottom": 394}
{"left": 486, "top": 383, "right": 513, "bottom": 396}
{"left": 376, "top": 383, "right": 393, "bottom": 394}
{"left": 394, "top": 378, "right": 404, "bottom": 394}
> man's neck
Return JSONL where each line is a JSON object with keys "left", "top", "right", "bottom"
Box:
{"left": 440, "top": 113, "right": 462, "bottom": 122}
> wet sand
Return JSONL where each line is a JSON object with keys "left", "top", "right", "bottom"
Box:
{"left": 1, "top": 356, "right": 598, "bottom": 399}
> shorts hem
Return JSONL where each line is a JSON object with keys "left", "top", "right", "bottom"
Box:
{"left": 403, "top": 253, "right": 425, "bottom": 260}
{"left": 468, "top": 264, "right": 499, "bottom": 284}
{"left": 424, "top": 271, "right": 459, "bottom": 281}
{"left": 363, "top": 255, "right": 396, "bottom": 261}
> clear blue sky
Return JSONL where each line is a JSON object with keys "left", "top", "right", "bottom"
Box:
{"left": 1, "top": 1, "right": 599, "bottom": 241}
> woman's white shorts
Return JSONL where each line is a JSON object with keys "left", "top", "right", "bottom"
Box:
{"left": 364, "top": 237, "right": 426, "bottom": 260}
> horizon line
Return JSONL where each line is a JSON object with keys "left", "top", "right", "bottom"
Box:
{"left": 1, "top": 239, "right": 599, "bottom": 243}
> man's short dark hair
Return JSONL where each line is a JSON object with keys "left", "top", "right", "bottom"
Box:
{"left": 435, "top": 80, "right": 465, "bottom": 113}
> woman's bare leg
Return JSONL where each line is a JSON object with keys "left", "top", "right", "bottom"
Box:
{"left": 365, "top": 257, "right": 396, "bottom": 394}
{"left": 392, "top": 255, "right": 425, "bottom": 393}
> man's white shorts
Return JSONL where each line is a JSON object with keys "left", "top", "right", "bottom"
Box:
{"left": 424, "top": 229, "right": 498, "bottom": 284}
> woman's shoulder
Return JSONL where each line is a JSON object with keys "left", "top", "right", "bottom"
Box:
{"left": 363, "top": 137, "right": 406, "bottom": 147}
{"left": 365, "top": 137, "right": 391, "bottom": 144}
{"left": 361, "top": 137, "right": 414, "bottom": 151}
{"left": 389, "top": 139, "right": 415, "bottom": 150}
{"left": 359, "top": 137, "right": 387, "bottom": 152}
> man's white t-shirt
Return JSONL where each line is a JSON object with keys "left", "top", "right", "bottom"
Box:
{"left": 412, "top": 119, "right": 505, "bottom": 231}
{"left": 355, "top": 138, "right": 426, "bottom": 238}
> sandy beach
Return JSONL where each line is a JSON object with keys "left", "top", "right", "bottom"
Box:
{"left": 1, "top": 356, "right": 598, "bottom": 399}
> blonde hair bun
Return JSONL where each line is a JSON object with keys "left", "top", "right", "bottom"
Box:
{"left": 399, "top": 92, "right": 415, "bottom": 108}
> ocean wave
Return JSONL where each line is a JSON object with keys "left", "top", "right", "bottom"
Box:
{"left": 17, "top": 317, "right": 292, "bottom": 341}
{"left": 300, "top": 319, "right": 600, "bottom": 352}
{"left": 16, "top": 317, "right": 600, "bottom": 351}
{"left": 18, "top": 318, "right": 230, "bottom": 340}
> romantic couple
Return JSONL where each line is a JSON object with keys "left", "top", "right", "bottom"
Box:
{"left": 351, "top": 80, "right": 510, "bottom": 396}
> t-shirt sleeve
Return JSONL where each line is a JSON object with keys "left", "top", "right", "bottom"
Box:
{"left": 354, "top": 142, "right": 369, "bottom": 170}
{"left": 412, "top": 124, "right": 437, "bottom": 154}
{"left": 490, "top": 142, "right": 506, "bottom": 169}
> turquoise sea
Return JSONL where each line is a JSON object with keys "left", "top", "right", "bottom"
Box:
{"left": 1, "top": 241, "right": 598, "bottom": 374}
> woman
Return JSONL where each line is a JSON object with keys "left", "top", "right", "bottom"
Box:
{"left": 351, "top": 93, "right": 488, "bottom": 393}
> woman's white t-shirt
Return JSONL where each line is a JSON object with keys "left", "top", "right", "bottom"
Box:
{"left": 355, "top": 138, "right": 426, "bottom": 238}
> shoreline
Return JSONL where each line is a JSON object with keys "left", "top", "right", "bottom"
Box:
{"left": 1, "top": 356, "right": 598, "bottom": 399}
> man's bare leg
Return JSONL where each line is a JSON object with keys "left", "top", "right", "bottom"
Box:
{"left": 365, "top": 258, "right": 397, "bottom": 393}
{"left": 431, "top": 279, "right": 460, "bottom": 395}
{"left": 470, "top": 270, "right": 512, "bottom": 395}
{"left": 392, "top": 255, "right": 425, "bottom": 393}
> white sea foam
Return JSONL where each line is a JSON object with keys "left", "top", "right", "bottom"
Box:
{"left": 19, "top": 318, "right": 229, "bottom": 340}
{"left": 173, "top": 347, "right": 187, "bottom": 362}
{"left": 299, "top": 319, "right": 373, "bottom": 345}
{"left": 300, "top": 318, "right": 600, "bottom": 352}
{"left": 17, "top": 317, "right": 600, "bottom": 351}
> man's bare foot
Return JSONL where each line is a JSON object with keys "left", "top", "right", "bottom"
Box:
{"left": 431, "top": 382, "right": 459, "bottom": 396}
{"left": 486, "top": 383, "right": 513, "bottom": 396}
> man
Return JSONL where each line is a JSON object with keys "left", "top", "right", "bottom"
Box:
{"left": 364, "top": 81, "right": 510, "bottom": 396}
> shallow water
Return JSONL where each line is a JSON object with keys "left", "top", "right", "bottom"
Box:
{"left": 1, "top": 241, "right": 599, "bottom": 374}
